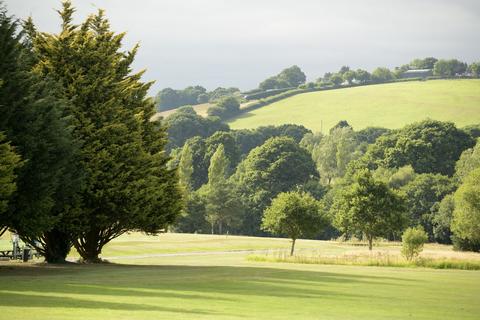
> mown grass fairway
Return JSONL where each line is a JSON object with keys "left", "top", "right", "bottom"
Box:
{"left": 228, "top": 80, "right": 480, "bottom": 131}
{"left": 1, "top": 233, "right": 480, "bottom": 320}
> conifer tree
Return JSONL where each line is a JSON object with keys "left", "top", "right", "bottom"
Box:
{"left": 0, "top": 5, "right": 83, "bottom": 262}
{"left": 204, "top": 145, "right": 243, "bottom": 234}
{"left": 0, "top": 133, "right": 21, "bottom": 237}
{"left": 30, "top": 1, "right": 182, "bottom": 261}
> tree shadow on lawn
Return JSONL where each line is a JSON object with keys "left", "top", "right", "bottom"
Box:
{"left": 0, "top": 263, "right": 418, "bottom": 307}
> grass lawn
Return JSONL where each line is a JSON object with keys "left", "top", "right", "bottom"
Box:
{"left": 228, "top": 79, "right": 480, "bottom": 132}
{"left": 1, "top": 233, "right": 479, "bottom": 319}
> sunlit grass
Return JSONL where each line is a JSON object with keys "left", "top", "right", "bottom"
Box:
{"left": 1, "top": 232, "right": 480, "bottom": 319}
{"left": 228, "top": 79, "right": 480, "bottom": 131}
{"left": 247, "top": 251, "right": 480, "bottom": 270}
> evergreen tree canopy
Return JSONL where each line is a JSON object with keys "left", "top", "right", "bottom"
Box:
{"left": 0, "top": 6, "right": 83, "bottom": 262}
{"left": 29, "top": 1, "right": 182, "bottom": 262}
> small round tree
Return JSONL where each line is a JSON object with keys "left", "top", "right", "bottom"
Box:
{"left": 401, "top": 227, "right": 428, "bottom": 261}
{"left": 332, "top": 169, "right": 408, "bottom": 250}
{"left": 262, "top": 191, "right": 330, "bottom": 255}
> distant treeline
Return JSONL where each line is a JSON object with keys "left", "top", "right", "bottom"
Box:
{"left": 155, "top": 86, "right": 240, "bottom": 111}
{"left": 157, "top": 57, "right": 480, "bottom": 121}
{"left": 164, "top": 103, "right": 480, "bottom": 251}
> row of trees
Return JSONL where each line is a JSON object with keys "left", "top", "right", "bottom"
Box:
{"left": 316, "top": 57, "right": 479, "bottom": 88}
{"left": 157, "top": 57, "right": 479, "bottom": 116}
{"left": 0, "top": 2, "right": 182, "bottom": 262}
{"left": 168, "top": 105, "right": 480, "bottom": 251}
{"left": 156, "top": 86, "right": 240, "bottom": 111}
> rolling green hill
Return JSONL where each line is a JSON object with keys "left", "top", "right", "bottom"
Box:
{"left": 228, "top": 79, "right": 480, "bottom": 132}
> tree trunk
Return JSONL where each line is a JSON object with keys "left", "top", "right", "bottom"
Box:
{"left": 219, "top": 221, "right": 223, "bottom": 235}
{"left": 74, "top": 229, "right": 103, "bottom": 263}
{"left": 43, "top": 229, "right": 72, "bottom": 263}
{"left": 290, "top": 238, "right": 296, "bottom": 256}
{"left": 368, "top": 235, "right": 373, "bottom": 251}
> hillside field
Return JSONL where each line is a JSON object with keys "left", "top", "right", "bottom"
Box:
{"left": 228, "top": 80, "right": 480, "bottom": 132}
{"left": 1, "top": 233, "right": 480, "bottom": 320}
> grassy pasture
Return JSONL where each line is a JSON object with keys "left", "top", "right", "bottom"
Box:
{"left": 1, "top": 233, "right": 480, "bottom": 319}
{"left": 228, "top": 80, "right": 480, "bottom": 132}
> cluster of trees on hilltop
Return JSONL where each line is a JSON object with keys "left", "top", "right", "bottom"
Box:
{"left": 166, "top": 102, "right": 480, "bottom": 251}
{"left": 156, "top": 57, "right": 480, "bottom": 117}
{"left": 0, "top": 2, "right": 182, "bottom": 263}
{"left": 156, "top": 86, "right": 240, "bottom": 111}
{"left": 317, "top": 57, "right": 479, "bottom": 88}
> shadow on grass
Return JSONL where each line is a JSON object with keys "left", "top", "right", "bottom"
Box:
{"left": 0, "top": 263, "right": 418, "bottom": 314}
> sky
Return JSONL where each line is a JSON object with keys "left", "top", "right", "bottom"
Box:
{"left": 5, "top": 0, "right": 480, "bottom": 94}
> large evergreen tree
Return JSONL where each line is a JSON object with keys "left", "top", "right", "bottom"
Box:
{"left": 0, "top": 6, "right": 83, "bottom": 262}
{"left": 30, "top": 1, "right": 182, "bottom": 262}
{"left": 0, "top": 133, "right": 21, "bottom": 237}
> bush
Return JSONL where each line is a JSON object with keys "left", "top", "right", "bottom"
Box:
{"left": 401, "top": 227, "right": 428, "bottom": 261}
{"left": 244, "top": 88, "right": 293, "bottom": 100}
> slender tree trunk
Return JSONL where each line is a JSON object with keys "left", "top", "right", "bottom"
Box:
{"left": 368, "top": 235, "right": 373, "bottom": 251}
{"left": 290, "top": 238, "right": 296, "bottom": 256}
{"left": 219, "top": 221, "right": 223, "bottom": 235}
{"left": 43, "top": 229, "right": 72, "bottom": 263}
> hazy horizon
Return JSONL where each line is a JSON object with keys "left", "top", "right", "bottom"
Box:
{"left": 6, "top": 0, "right": 480, "bottom": 94}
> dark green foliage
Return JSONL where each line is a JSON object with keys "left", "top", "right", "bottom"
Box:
{"left": 401, "top": 173, "right": 456, "bottom": 240}
{"left": 342, "top": 70, "right": 356, "bottom": 85}
{"left": 208, "top": 87, "right": 240, "bottom": 102}
{"left": 330, "top": 74, "right": 344, "bottom": 86}
{"left": 262, "top": 191, "right": 330, "bottom": 255}
{"left": 462, "top": 124, "right": 480, "bottom": 139}
{"left": 332, "top": 170, "right": 407, "bottom": 249}
{"left": 355, "top": 127, "right": 390, "bottom": 144}
{"left": 0, "top": 133, "right": 21, "bottom": 230}
{"left": 258, "top": 65, "right": 306, "bottom": 90}
{"left": 205, "top": 131, "right": 241, "bottom": 174}
{"left": 175, "top": 191, "right": 209, "bottom": 234}
{"left": 164, "top": 106, "right": 229, "bottom": 150}
{"left": 469, "top": 62, "right": 480, "bottom": 78}
{"left": 0, "top": 7, "right": 83, "bottom": 262}
{"left": 410, "top": 57, "right": 438, "bottom": 69}
{"left": 231, "top": 137, "right": 318, "bottom": 235}
{"left": 207, "top": 96, "right": 240, "bottom": 119}
{"left": 31, "top": 1, "right": 182, "bottom": 262}
{"left": 452, "top": 168, "right": 480, "bottom": 252}
{"left": 183, "top": 136, "right": 209, "bottom": 190}
{"left": 329, "top": 120, "right": 352, "bottom": 134}
{"left": 156, "top": 86, "right": 206, "bottom": 111}
{"left": 155, "top": 86, "right": 240, "bottom": 111}
{"left": 233, "top": 124, "right": 310, "bottom": 158}
{"left": 455, "top": 139, "right": 480, "bottom": 181}
{"left": 244, "top": 88, "right": 292, "bottom": 100}
{"left": 362, "top": 120, "right": 475, "bottom": 176}
{"left": 354, "top": 69, "right": 371, "bottom": 84}
{"left": 433, "top": 59, "right": 467, "bottom": 77}
{"left": 203, "top": 145, "right": 244, "bottom": 234}
{"left": 432, "top": 194, "right": 454, "bottom": 244}
{"left": 371, "top": 67, "right": 395, "bottom": 83}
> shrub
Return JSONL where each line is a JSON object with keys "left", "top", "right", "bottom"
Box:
{"left": 401, "top": 227, "right": 428, "bottom": 261}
